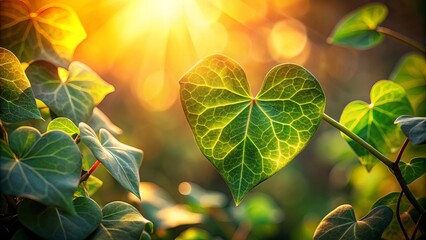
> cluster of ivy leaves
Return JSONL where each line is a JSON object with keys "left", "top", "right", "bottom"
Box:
{"left": 0, "top": 1, "right": 152, "bottom": 239}
{"left": 179, "top": 3, "right": 425, "bottom": 239}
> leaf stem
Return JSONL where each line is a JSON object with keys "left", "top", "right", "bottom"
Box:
{"left": 322, "top": 113, "right": 393, "bottom": 168}
{"left": 395, "top": 138, "right": 409, "bottom": 165}
{"left": 411, "top": 213, "right": 424, "bottom": 240}
{"left": 322, "top": 113, "right": 425, "bottom": 214}
{"left": 396, "top": 191, "right": 409, "bottom": 240}
{"left": 79, "top": 160, "right": 101, "bottom": 183}
{"left": 376, "top": 26, "right": 425, "bottom": 53}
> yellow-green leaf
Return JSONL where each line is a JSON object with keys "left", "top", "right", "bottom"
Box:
{"left": 328, "top": 3, "right": 387, "bottom": 49}
{"left": 390, "top": 53, "right": 426, "bottom": 116}
{"left": 0, "top": 0, "right": 86, "bottom": 67}
{"left": 340, "top": 80, "right": 413, "bottom": 170}
{"left": 25, "top": 61, "right": 114, "bottom": 124}
{"left": 0, "top": 47, "right": 41, "bottom": 122}
{"left": 47, "top": 117, "right": 79, "bottom": 138}
{"left": 180, "top": 54, "right": 325, "bottom": 205}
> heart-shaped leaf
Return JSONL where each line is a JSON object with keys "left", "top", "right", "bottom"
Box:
{"left": 0, "top": 127, "right": 81, "bottom": 212}
{"left": 390, "top": 53, "right": 426, "bottom": 116}
{"left": 313, "top": 204, "right": 393, "bottom": 240}
{"left": 18, "top": 197, "right": 102, "bottom": 240}
{"left": 0, "top": 47, "right": 41, "bottom": 122}
{"left": 340, "top": 80, "right": 413, "bottom": 171}
{"left": 26, "top": 61, "right": 114, "bottom": 124}
{"left": 180, "top": 54, "right": 325, "bottom": 205}
{"left": 79, "top": 123, "right": 143, "bottom": 198}
{"left": 372, "top": 192, "right": 414, "bottom": 239}
{"left": 328, "top": 3, "right": 387, "bottom": 49}
{"left": 89, "top": 201, "right": 153, "bottom": 240}
{"left": 399, "top": 158, "right": 426, "bottom": 184}
{"left": 47, "top": 117, "right": 79, "bottom": 138}
{"left": 88, "top": 107, "right": 123, "bottom": 135}
{"left": 395, "top": 115, "right": 426, "bottom": 145}
{"left": 0, "top": 0, "right": 86, "bottom": 67}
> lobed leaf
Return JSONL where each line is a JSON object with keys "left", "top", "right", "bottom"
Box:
{"left": 395, "top": 115, "right": 426, "bottom": 145}
{"left": 79, "top": 123, "right": 143, "bottom": 198}
{"left": 0, "top": 127, "right": 81, "bottom": 213}
{"left": 340, "top": 80, "right": 413, "bottom": 171}
{"left": 390, "top": 53, "right": 426, "bottom": 116}
{"left": 0, "top": 47, "right": 41, "bottom": 122}
{"left": 89, "top": 201, "right": 153, "bottom": 240}
{"left": 313, "top": 204, "right": 393, "bottom": 240}
{"left": 328, "top": 3, "right": 387, "bottom": 49}
{"left": 47, "top": 117, "right": 79, "bottom": 138}
{"left": 180, "top": 54, "right": 325, "bottom": 205}
{"left": 399, "top": 158, "right": 426, "bottom": 184}
{"left": 0, "top": 0, "right": 86, "bottom": 67}
{"left": 18, "top": 197, "right": 102, "bottom": 240}
{"left": 26, "top": 61, "right": 114, "bottom": 124}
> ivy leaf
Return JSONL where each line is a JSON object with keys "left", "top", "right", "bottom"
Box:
{"left": 89, "top": 201, "right": 153, "bottom": 240}
{"left": 0, "top": 47, "right": 41, "bottom": 122}
{"left": 0, "top": 127, "right": 81, "bottom": 213}
{"left": 394, "top": 115, "right": 426, "bottom": 145}
{"left": 74, "top": 175, "right": 103, "bottom": 198}
{"left": 399, "top": 158, "right": 426, "bottom": 184}
{"left": 88, "top": 107, "right": 123, "bottom": 135}
{"left": 0, "top": 0, "right": 86, "bottom": 67}
{"left": 372, "top": 192, "right": 414, "bottom": 239}
{"left": 390, "top": 53, "right": 426, "bottom": 116}
{"left": 180, "top": 54, "right": 325, "bottom": 205}
{"left": 26, "top": 61, "right": 114, "bottom": 124}
{"left": 313, "top": 204, "right": 393, "bottom": 240}
{"left": 328, "top": 3, "right": 387, "bottom": 49}
{"left": 79, "top": 123, "right": 143, "bottom": 198}
{"left": 18, "top": 197, "right": 102, "bottom": 240}
{"left": 340, "top": 80, "right": 413, "bottom": 171}
{"left": 47, "top": 117, "right": 79, "bottom": 138}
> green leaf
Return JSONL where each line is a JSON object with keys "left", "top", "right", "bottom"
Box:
{"left": 0, "top": 127, "right": 81, "bottom": 212}
{"left": 79, "top": 123, "right": 143, "bottom": 198}
{"left": 313, "top": 204, "right": 393, "bottom": 240}
{"left": 328, "top": 3, "right": 387, "bottom": 49}
{"left": 179, "top": 54, "right": 325, "bottom": 205}
{"left": 399, "top": 158, "right": 426, "bottom": 184}
{"left": 88, "top": 107, "right": 123, "bottom": 135}
{"left": 390, "top": 53, "right": 426, "bottom": 116}
{"left": 395, "top": 115, "right": 426, "bottom": 145}
{"left": 0, "top": 0, "right": 86, "bottom": 67}
{"left": 74, "top": 175, "right": 103, "bottom": 198}
{"left": 26, "top": 61, "right": 114, "bottom": 124}
{"left": 18, "top": 197, "right": 102, "bottom": 240}
{"left": 47, "top": 117, "right": 79, "bottom": 138}
{"left": 89, "top": 201, "right": 153, "bottom": 240}
{"left": 340, "top": 80, "right": 413, "bottom": 170}
{"left": 372, "top": 192, "right": 414, "bottom": 239}
{"left": 0, "top": 47, "right": 41, "bottom": 122}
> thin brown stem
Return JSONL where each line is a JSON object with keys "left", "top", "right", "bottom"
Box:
{"left": 376, "top": 26, "right": 425, "bottom": 53}
{"left": 411, "top": 213, "right": 424, "bottom": 240}
{"left": 79, "top": 160, "right": 101, "bottom": 183}
{"left": 395, "top": 138, "right": 409, "bottom": 165}
{"left": 396, "top": 191, "right": 409, "bottom": 240}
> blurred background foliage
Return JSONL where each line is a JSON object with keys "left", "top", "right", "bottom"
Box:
{"left": 26, "top": 0, "right": 425, "bottom": 239}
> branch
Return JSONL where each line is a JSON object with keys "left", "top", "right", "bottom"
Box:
{"left": 79, "top": 160, "right": 101, "bottom": 183}
{"left": 322, "top": 113, "right": 425, "bottom": 214}
{"left": 396, "top": 191, "right": 409, "bottom": 240}
{"left": 376, "top": 26, "right": 425, "bottom": 53}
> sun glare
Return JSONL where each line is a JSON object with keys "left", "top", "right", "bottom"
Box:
{"left": 74, "top": 0, "right": 311, "bottom": 112}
